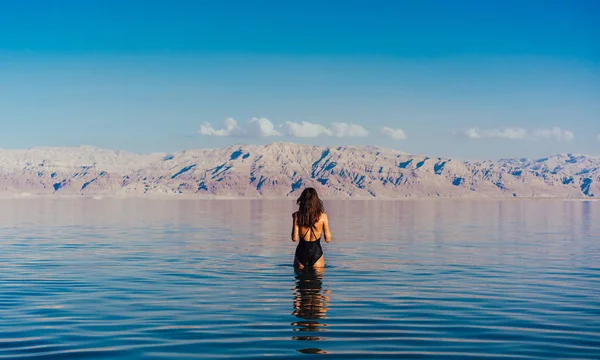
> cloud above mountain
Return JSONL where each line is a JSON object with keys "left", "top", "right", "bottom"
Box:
{"left": 284, "top": 121, "right": 369, "bottom": 138}
{"left": 198, "top": 118, "right": 281, "bottom": 137}
{"left": 199, "top": 119, "right": 372, "bottom": 138}
{"left": 284, "top": 121, "right": 331, "bottom": 137}
{"left": 531, "top": 127, "right": 574, "bottom": 142}
{"left": 461, "top": 126, "right": 573, "bottom": 142}
{"left": 198, "top": 120, "right": 578, "bottom": 144}
{"left": 197, "top": 118, "right": 415, "bottom": 141}
{"left": 463, "top": 127, "right": 528, "bottom": 140}
{"left": 381, "top": 127, "right": 407, "bottom": 140}
{"left": 330, "top": 122, "right": 369, "bottom": 137}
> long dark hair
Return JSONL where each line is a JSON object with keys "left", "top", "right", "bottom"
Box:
{"left": 296, "top": 188, "right": 324, "bottom": 228}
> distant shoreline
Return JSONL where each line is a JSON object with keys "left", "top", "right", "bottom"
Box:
{"left": 2, "top": 193, "right": 597, "bottom": 201}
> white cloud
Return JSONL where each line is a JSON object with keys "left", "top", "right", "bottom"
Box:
{"left": 285, "top": 121, "right": 368, "bottom": 138}
{"left": 199, "top": 117, "right": 239, "bottom": 136}
{"left": 285, "top": 121, "right": 332, "bottom": 137}
{"left": 198, "top": 117, "right": 280, "bottom": 137}
{"left": 463, "top": 128, "right": 483, "bottom": 139}
{"left": 463, "top": 127, "right": 528, "bottom": 140}
{"left": 461, "top": 126, "right": 573, "bottom": 142}
{"left": 330, "top": 122, "right": 369, "bottom": 137}
{"left": 381, "top": 126, "right": 407, "bottom": 140}
{"left": 245, "top": 117, "right": 281, "bottom": 137}
{"left": 532, "top": 126, "right": 573, "bottom": 142}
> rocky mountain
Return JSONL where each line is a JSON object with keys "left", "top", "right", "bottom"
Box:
{"left": 0, "top": 142, "right": 598, "bottom": 198}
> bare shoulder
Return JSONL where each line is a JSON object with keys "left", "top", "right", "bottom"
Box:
{"left": 320, "top": 212, "right": 329, "bottom": 221}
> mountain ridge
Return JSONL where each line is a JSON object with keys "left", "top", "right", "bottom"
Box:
{"left": 1, "top": 142, "right": 598, "bottom": 198}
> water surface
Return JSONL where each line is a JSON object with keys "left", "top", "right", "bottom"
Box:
{"left": 0, "top": 199, "right": 599, "bottom": 359}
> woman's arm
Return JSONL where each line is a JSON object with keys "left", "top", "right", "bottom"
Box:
{"left": 322, "top": 213, "right": 332, "bottom": 243}
{"left": 291, "top": 212, "right": 299, "bottom": 242}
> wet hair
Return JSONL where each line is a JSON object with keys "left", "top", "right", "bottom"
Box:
{"left": 296, "top": 187, "right": 324, "bottom": 228}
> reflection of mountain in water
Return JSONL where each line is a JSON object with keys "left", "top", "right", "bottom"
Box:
{"left": 291, "top": 268, "right": 330, "bottom": 354}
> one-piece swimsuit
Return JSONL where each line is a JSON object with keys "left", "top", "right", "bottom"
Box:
{"left": 295, "top": 225, "right": 323, "bottom": 267}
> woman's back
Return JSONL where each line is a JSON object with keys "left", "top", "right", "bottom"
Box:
{"left": 292, "top": 188, "right": 331, "bottom": 269}
{"left": 296, "top": 212, "right": 328, "bottom": 242}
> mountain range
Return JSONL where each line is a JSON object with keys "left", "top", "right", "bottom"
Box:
{"left": 1, "top": 142, "right": 598, "bottom": 198}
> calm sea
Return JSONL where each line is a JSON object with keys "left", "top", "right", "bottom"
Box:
{"left": 0, "top": 199, "right": 598, "bottom": 359}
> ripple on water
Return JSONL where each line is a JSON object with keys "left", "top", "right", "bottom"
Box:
{"left": 0, "top": 199, "right": 599, "bottom": 359}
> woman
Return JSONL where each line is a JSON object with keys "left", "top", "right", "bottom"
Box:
{"left": 291, "top": 188, "right": 332, "bottom": 269}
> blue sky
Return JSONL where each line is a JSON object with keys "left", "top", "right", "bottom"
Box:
{"left": 0, "top": 0, "right": 598, "bottom": 159}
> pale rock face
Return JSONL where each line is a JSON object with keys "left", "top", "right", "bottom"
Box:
{"left": 0, "top": 143, "right": 598, "bottom": 198}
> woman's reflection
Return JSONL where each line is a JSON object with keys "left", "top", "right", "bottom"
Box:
{"left": 291, "top": 267, "right": 330, "bottom": 354}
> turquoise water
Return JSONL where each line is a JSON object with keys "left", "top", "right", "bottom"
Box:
{"left": 0, "top": 199, "right": 599, "bottom": 359}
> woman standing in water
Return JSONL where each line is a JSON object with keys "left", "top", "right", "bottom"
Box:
{"left": 291, "top": 188, "right": 332, "bottom": 269}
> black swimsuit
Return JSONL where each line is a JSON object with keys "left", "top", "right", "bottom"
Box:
{"left": 295, "top": 226, "right": 323, "bottom": 267}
